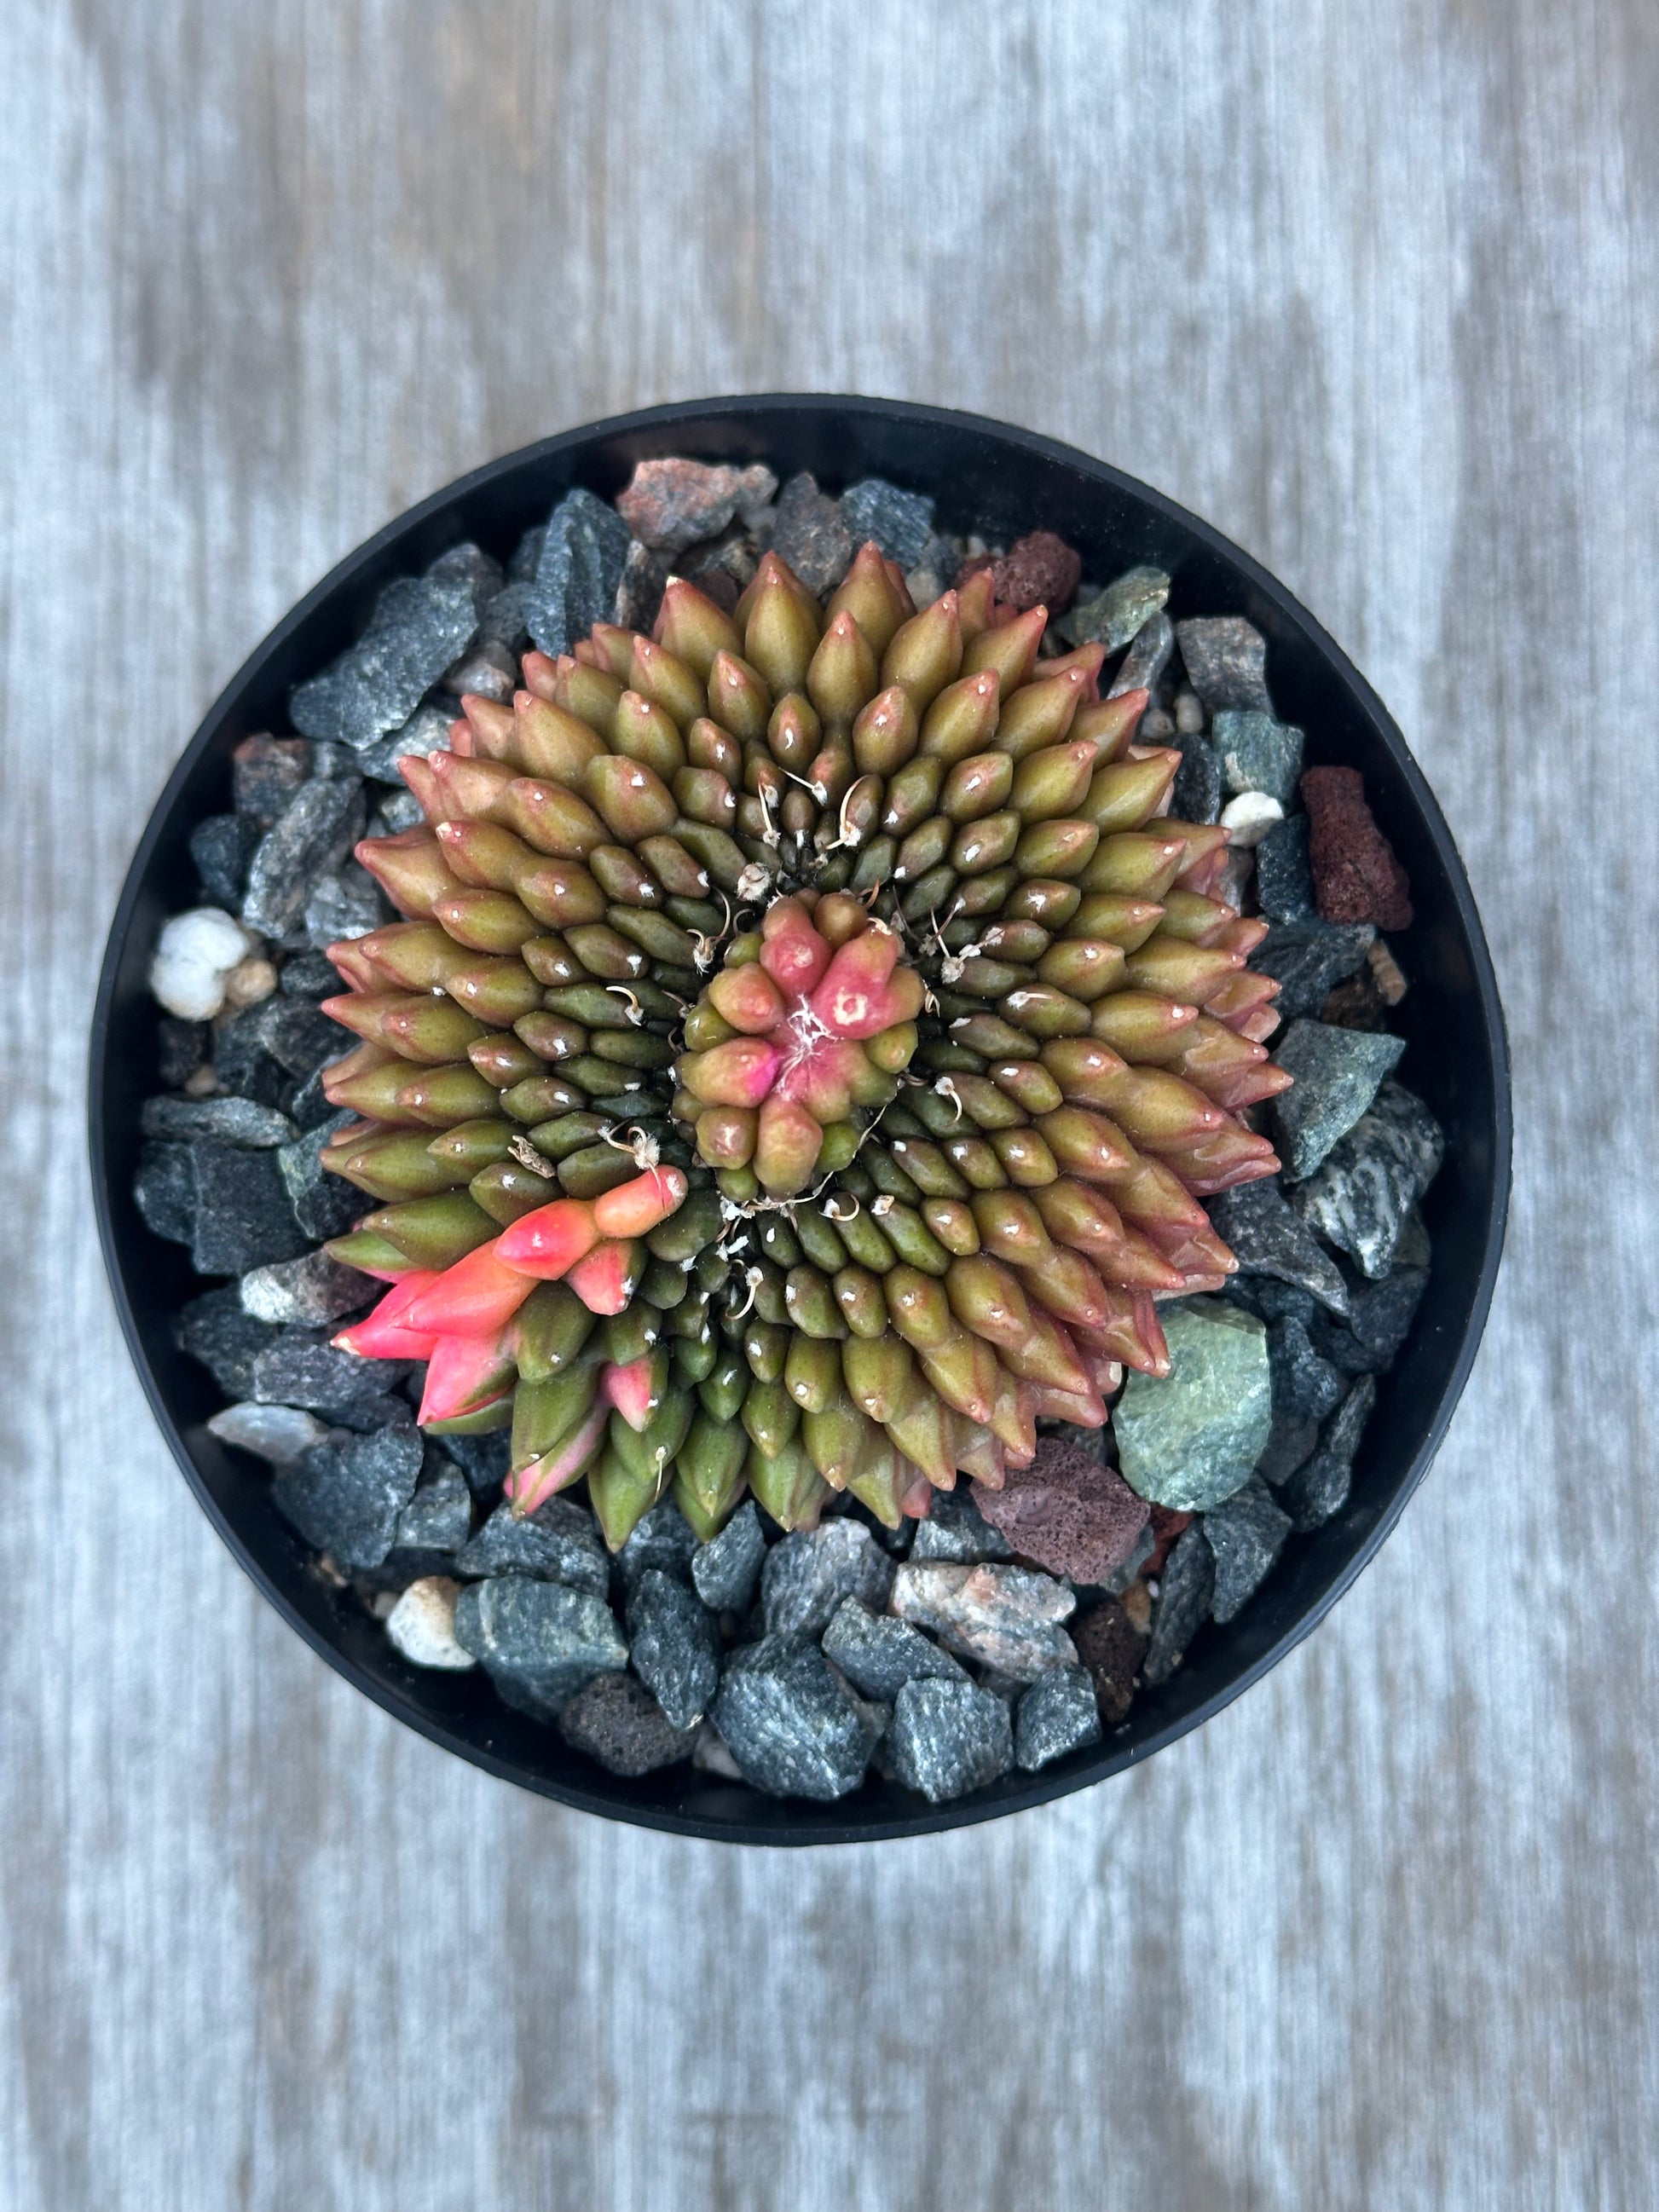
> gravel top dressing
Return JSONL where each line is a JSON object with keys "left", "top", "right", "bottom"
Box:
{"left": 135, "top": 457, "right": 1441, "bottom": 1807}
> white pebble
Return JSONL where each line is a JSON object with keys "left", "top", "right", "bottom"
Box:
{"left": 208, "top": 1401, "right": 331, "bottom": 1467}
{"left": 1173, "top": 689, "right": 1205, "bottom": 735}
{"left": 1217, "top": 791, "right": 1285, "bottom": 848}
{"left": 148, "top": 906, "right": 257, "bottom": 1019}
{"left": 691, "top": 1720, "right": 744, "bottom": 1780}
{"left": 1214, "top": 847, "right": 1256, "bottom": 912}
{"left": 385, "top": 1578, "right": 477, "bottom": 1671}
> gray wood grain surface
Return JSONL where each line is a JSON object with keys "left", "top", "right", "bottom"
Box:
{"left": 3, "top": 1, "right": 1651, "bottom": 2204}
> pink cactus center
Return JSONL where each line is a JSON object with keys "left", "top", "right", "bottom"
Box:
{"left": 775, "top": 996, "right": 841, "bottom": 1089}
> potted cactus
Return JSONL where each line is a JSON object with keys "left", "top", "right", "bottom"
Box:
{"left": 96, "top": 400, "right": 1507, "bottom": 1836}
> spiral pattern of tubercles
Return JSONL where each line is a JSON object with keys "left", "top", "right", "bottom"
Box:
{"left": 317, "top": 542, "right": 1288, "bottom": 1549}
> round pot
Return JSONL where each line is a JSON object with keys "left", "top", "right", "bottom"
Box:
{"left": 90, "top": 396, "right": 1511, "bottom": 1842}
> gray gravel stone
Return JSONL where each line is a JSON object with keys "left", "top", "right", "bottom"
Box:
{"left": 1258, "top": 1314, "right": 1346, "bottom": 1482}
{"left": 1270, "top": 1316, "right": 1346, "bottom": 1426}
{"left": 761, "top": 1519, "right": 894, "bottom": 1636}
{"left": 689, "top": 1499, "right": 766, "bottom": 1614}
{"left": 362, "top": 790, "right": 426, "bottom": 839}
{"left": 273, "top": 1421, "right": 423, "bottom": 1569}
{"left": 142, "top": 1093, "right": 298, "bottom": 1147}
{"left": 276, "top": 1110, "right": 366, "bottom": 1240}
{"left": 250, "top": 1329, "right": 411, "bottom": 1431}
{"left": 509, "top": 524, "right": 546, "bottom": 580}
{"left": 906, "top": 1487, "right": 1013, "bottom": 1563}
{"left": 175, "top": 1287, "right": 281, "bottom": 1396}
{"left": 277, "top": 945, "right": 338, "bottom": 995}
{"left": 444, "top": 639, "right": 518, "bottom": 702}
{"left": 1327, "top": 1266, "right": 1430, "bottom": 1372}
{"left": 1250, "top": 917, "right": 1375, "bottom": 1020}
{"left": 393, "top": 1458, "right": 472, "bottom": 1553}
{"left": 249, "top": 998, "right": 345, "bottom": 1079}
{"left": 1175, "top": 615, "right": 1273, "bottom": 713}
{"left": 206, "top": 1401, "right": 331, "bottom": 1467}
{"left": 888, "top": 1562, "right": 1077, "bottom": 1680}
{"left": 821, "top": 1596, "right": 967, "bottom": 1702}
{"left": 1205, "top": 1178, "right": 1353, "bottom": 1315}
{"left": 711, "top": 1633, "right": 873, "bottom": 1800}
{"left": 239, "top": 1249, "right": 367, "bottom": 1327}
{"left": 454, "top": 1576, "right": 627, "bottom": 1710}
{"left": 190, "top": 812, "right": 263, "bottom": 906}
{"left": 189, "top": 1143, "right": 311, "bottom": 1274}
{"left": 1014, "top": 1666, "right": 1103, "bottom": 1771}
{"left": 615, "top": 1498, "right": 699, "bottom": 1590}
{"left": 1291, "top": 1083, "right": 1444, "bottom": 1277}
{"left": 526, "top": 488, "right": 631, "bottom": 656}
{"left": 1280, "top": 1376, "right": 1378, "bottom": 1530}
{"left": 1211, "top": 708, "right": 1304, "bottom": 805}
{"left": 134, "top": 1141, "right": 198, "bottom": 1245}
{"left": 886, "top": 1677, "right": 1013, "bottom": 1803}
{"left": 771, "top": 472, "right": 855, "bottom": 597}
{"left": 157, "top": 1017, "right": 209, "bottom": 1089}
{"left": 354, "top": 697, "right": 456, "bottom": 784}
{"left": 839, "top": 477, "right": 934, "bottom": 569}
{"left": 1059, "top": 565, "right": 1170, "bottom": 651}
{"left": 241, "top": 773, "right": 367, "bottom": 939}
{"left": 441, "top": 1428, "right": 511, "bottom": 1497}
{"left": 626, "top": 1569, "right": 720, "bottom": 1730}
{"left": 1143, "top": 1523, "right": 1216, "bottom": 1684}
{"left": 904, "top": 532, "right": 962, "bottom": 609}
{"left": 1114, "top": 1298, "right": 1273, "bottom": 1510}
{"left": 289, "top": 544, "right": 498, "bottom": 747}
{"left": 303, "top": 861, "right": 388, "bottom": 950}
{"left": 1108, "top": 610, "right": 1175, "bottom": 700}
{"left": 1272, "top": 1020, "right": 1407, "bottom": 1180}
{"left": 1254, "top": 811, "right": 1315, "bottom": 921}
{"left": 1170, "top": 731, "right": 1223, "bottom": 824}
{"left": 455, "top": 1496, "right": 609, "bottom": 1595}
{"left": 558, "top": 1672, "right": 698, "bottom": 1776}
{"left": 1101, "top": 1521, "right": 1155, "bottom": 1597}
{"left": 1203, "top": 1477, "right": 1293, "bottom": 1621}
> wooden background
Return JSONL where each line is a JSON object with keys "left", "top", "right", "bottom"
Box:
{"left": 4, "top": 3, "right": 1653, "bottom": 2205}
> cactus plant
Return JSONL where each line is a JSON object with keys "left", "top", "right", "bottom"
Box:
{"left": 319, "top": 545, "right": 1290, "bottom": 1550}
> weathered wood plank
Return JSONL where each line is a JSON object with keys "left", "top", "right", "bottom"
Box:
{"left": 1, "top": 1, "right": 1651, "bottom": 2204}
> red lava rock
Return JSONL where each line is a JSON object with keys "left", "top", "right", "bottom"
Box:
{"left": 971, "top": 1435, "right": 1149, "bottom": 1585}
{"left": 955, "top": 551, "right": 997, "bottom": 586}
{"left": 1142, "top": 1504, "right": 1192, "bottom": 1578}
{"left": 1302, "top": 766, "right": 1414, "bottom": 930}
{"left": 992, "top": 531, "right": 1083, "bottom": 615}
{"left": 1071, "top": 1597, "right": 1148, "bottom": 1724}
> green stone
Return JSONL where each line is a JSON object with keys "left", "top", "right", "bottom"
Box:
{"left": 1114, "top": 1299, "right": 1272, "bottom": 1510}
{"left": 1060, "top": 564, "right": 1171, "bottom": 651}
{"left": 1211, "top": 709, "right": 1305, "bottom": 806}
{"left": 1271, "top": 1019, "right": 1407, "bottom": 1180}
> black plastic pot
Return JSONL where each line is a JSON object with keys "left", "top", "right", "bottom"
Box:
{"left": 90, "top": 396, "right": 1511, "bottom": 1843}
